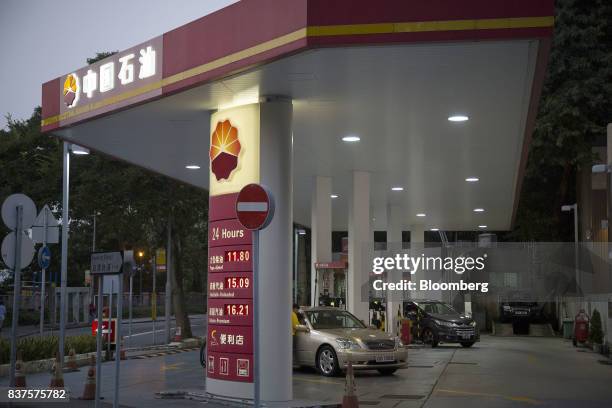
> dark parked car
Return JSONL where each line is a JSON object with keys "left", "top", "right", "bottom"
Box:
{"left": 404, "top": 300, "right": 479, "bottom": 348}
{"left": 499, "top": 291, "right": 541, "bottom": 323}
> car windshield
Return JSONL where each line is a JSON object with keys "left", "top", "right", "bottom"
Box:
{"left": 421, "top": 302, "right": 456, "bottom": 315}
{"left": 305, "top": 310, "right": 366, "bottom": 330}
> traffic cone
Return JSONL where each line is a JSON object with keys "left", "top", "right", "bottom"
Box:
{"left": 49, "top": 352, "right": 65, "bottom": 388}
{"left": 81, "top": 356, "right": 96, "bottom": 400}
{"left": 14, "top": 351, "right": 26, "bottom": 387}
{"left": 120, "top": 337, "right": 127, "bottom": 360}
{"left": 66, "top": 348, "right": 79, "bottom": 372}
{"left": 173, "top": 325, "right": 182, "bottom": 342}
{"left": 342, "top": 360, "right": 359, "bottom": 408}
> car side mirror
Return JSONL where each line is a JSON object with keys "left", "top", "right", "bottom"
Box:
{"left": 296, "top": 324, "right": 309, "bottom": 333}
{"left": 368, "top": 325, "right": 378, "bottom": 330}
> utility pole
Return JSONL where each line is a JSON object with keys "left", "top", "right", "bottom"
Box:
{"left": 165, "top": 217, "right": 172, "bottom": 344}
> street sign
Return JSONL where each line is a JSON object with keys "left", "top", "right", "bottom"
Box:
{"left": 155, "top": 248, "right": 166, "bottom": 272}
{"left": 1, "top": 232, "right": 35, "bottom": 270}
{"left": 235, "top": 184, "right": 275, "bottom": 231}
{"left": 91, "top": 252, "right": 124, "bottom": 275}
{"left": 2, "top": 194, "right": 37, "bottom": 230}
{"left": 31, "top": 205, "right": 60, "bottom": 244}
{"left": 37, "top": 246, "right": 51, "bottom": 269}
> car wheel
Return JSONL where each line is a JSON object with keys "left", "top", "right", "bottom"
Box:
{"left": 423, "top": 328, "right": 439, "bottom": 347}
{"left": 378, "top": 368, "right": 397, "bottom": 376}
{"left": 460, "top": 342, "right": 474, "bottom": 348}
{"left": 316, "top": 345, "right": 340, "bottom": 377}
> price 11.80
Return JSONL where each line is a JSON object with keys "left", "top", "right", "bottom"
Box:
{"left": 224, "top": 249, "right": 250, "bottom": 263}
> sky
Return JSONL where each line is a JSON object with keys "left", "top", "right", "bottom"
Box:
{"left": 0, "top": 0, "right": 237, "bottom": 130}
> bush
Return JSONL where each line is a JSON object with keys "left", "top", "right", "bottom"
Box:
{"left": 0, "top": 334, "right": 97, "bottom": 364}
{"left": 590, "top": 309, "right": 604, "bottom": 345}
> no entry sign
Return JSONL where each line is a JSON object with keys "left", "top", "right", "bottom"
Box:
{"left": 235, "top": 184, "right": 275, "bottom": 231}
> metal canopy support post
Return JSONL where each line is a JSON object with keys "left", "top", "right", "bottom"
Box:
{"left": 113, "top": 274, "right": 123, "bottom": 408}
{"left": 165, "top": 218, "right": 172, "bottom": 344}
{"left": 9, "top": 206, "right": 23, "bottom": 387}
{"left": 95, "top": 276, "right": 103, "bottom": 408}
{"left": 40, "top": 209, "right": 48, "bottom": 337}
{"left": 59, "top": 141, "right": 70, "bottom": 369}
{"left": 128, "top": 274, "right": 133, "bottom": 349}
{"left": 152, "top": 256, "right": 157, "bottom": 345}
{"left": 253, "top": 231, "right": 260, "bottom": 408}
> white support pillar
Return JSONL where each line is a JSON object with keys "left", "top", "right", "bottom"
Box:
{"left": 311, "top": 176, "right": 332, "bottom": 306}
{"left": 386, "top": 205, "right": 403, "bottom": 333}
{"left": 348, "top": 171, "right": 370, "bottom": 323}
{"left": 258, "top": 98, "right": 293, "bottom": 402}
{"left": 410, "top": 224, "right": 425, "bottom": 300}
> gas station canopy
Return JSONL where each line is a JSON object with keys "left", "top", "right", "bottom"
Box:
{"left": 41, "top": 0, "right": 554, "bottom": 232}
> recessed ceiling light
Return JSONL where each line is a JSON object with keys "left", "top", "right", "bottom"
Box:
{"left": 478, "top": 225, "right": 488, "bottom": 229}
{"left": 465, "top": 177, "right": 479, "bottom": 182}
{"left": 473, "top": 208, "right": 485, "bottom": 213}
{"left": 185, "top": 165, "right": 200, "bottom": 170}
{"left": 298, "top": 229, "right": 306, "bottom": 235}
{"left": 330, "top": 194, "right": 339, "bottom": 199}
{"left": 391, "top": 187, "right": 404, "bottom": 191}
{"left": 342, "top": 135, "right": 360, "bottom": 142}
{"left": 430, "top": 228, "right": 439, "bottom": 231}
{"left": 448, "top": 115, "right": 469, "bottom": 122}
{"left": 416, "top": 213, "right": 426, "bottom": 217}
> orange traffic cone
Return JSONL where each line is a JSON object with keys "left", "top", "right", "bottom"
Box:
{"left": 120, "top": 337, "right": 127, "bottom": 360}
{"left": 14, "top": 351, "right": 26, "bottom": 387}
{"left": 81, "top": 356, "right": 96, "bottom": 400}
{"left": 49, "top": 352, "right": 65, "bottom": 388}
{"left": 66, "top": 348, "right": 79, "bottom": 371}
{"left": 342, "top": 360, "right": 359, "bottom": 408}
{"left": 173, "top": 325, "right": 182, "bottom": 342}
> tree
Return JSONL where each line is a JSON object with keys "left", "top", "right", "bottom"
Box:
{"left": 508, "top": 0, "right": 612, "bottom": 241}
{"left": 589, "top": 308, "right": 603, "bottom": 345}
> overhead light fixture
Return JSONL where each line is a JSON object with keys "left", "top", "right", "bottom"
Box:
{"left": 478, "top": 225, "right": 487, "bottom": 229}
{"left": 298, "top": 229, "right": 306, "bottom": 235}
{"left": 342, "top": 135, "right": 360, "bottom": 142}
{"left": 391, "top": 187, "right": 404, "bottom": 191}
{"left": 473, "top": 208, "right": 485, "bottom": 213}
{"left": 430, "top": 228, "right": 439, "bottom": 232}
{"left": 465, "top": 177, "right": 479, "bottom": 182}
{"left": 416, "top": 213, "right": 426, "bottom": 217}
{"left": 185, "top": 165, "right": 201, "bottom": 170}
{"left": 330, "top": 194, "right": 339, "bottom": 199}
{"left": 70, "top": 144, "right": 90, "bottom": 155}
{"left": 448, "top": 115, "right": 469, "bottom": 122}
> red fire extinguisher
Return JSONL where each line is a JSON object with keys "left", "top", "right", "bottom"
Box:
{"left": 573, "top": 310, "right": 589, "bottom": 346}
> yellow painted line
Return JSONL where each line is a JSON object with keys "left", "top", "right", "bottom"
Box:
{"left": 42, "top": 16, "right": 553, "bottom": 128}
{"left": 436, "top": 388, "right": 542, "bottom": 405}
{"left": 160, "top": 362, "right": 185, "bottom": 371}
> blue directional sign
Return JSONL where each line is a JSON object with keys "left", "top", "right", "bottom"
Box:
{"left": 38, "top": 246, "right": 51, "bottom": 269}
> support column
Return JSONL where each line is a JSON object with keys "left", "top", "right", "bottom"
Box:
{"left": 409, "top": 224, "right": 425, "bottom": 300}
{"left": 311, "top": 176, "right": 332, "bottom": 306}
{"left": 386, "top": 205, "right": 403, "bottom": 333}
{"left": 348, "top": 171, "right": 370, "bottom": 323}
{"left": 259, "top": 98, "right": 293, "bottom": 402}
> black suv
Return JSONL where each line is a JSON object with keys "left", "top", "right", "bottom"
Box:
{"left": 404, "top": 300, "right": 479, "bottom": 348}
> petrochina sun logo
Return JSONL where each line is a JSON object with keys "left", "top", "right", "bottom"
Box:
{"left": 63, "top": 73, "right": 80, "bottom": 108}
{"left": 210, "top": 119, "right": 241, "bottom": 181}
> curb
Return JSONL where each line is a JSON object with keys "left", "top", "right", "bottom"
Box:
{"left": 0, "top": 338, "right": 202, "bottom": 377}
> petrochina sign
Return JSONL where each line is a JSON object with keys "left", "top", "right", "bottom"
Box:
{"left": 58, "top": 37, "right": 163, "bottom": 125}
{"left": 207, "top": 104, "right": 260, "bottom": 387}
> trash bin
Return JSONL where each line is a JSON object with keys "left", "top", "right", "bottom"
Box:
{"left": 562, "top": 319, "right": 573, "bottom": 339}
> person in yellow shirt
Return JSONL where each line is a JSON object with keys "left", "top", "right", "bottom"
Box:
{"left": 291, "top": 303, "right": 301, "bottom": 336}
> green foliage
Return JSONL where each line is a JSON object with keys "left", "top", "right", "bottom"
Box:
{"left": 0, "top": 334, "right": 97, "bottom": 364}
{"left": 589, "top": 308, "right": 603, "bottom": 345}
{"left": 508, "top": 0, "right": 612, "bottom": 241}
{"left": 86, "top": 51, "right": 117, "bottom": 65}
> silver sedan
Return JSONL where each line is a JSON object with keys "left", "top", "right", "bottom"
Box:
{"left": 294, "top": 307, "right": 407, "bottom": 377}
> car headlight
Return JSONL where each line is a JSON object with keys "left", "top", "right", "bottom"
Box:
{"left": 434, "top": 319, "right": 455, "bottom": 327}
{"left": 470, "top": 321, "right": 477, "bottom": 327}
{"left": 335, "top": 338, "right": 361, "bottom": 350}
{"left": 503, "top": 305, "right": 512, "bottom": 311}
{"left": 395, "top": 337, "right": 404, "bottom": 348}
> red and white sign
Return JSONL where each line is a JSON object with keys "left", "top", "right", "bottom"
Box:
{"left": 91, "top": 319, "right": 117, "bottom": 344}
{"left": 235, "top": 184, "right": 275, "bottom": 231}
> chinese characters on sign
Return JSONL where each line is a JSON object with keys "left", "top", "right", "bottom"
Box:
{"left": 59, "top": 37, "right": 162, "bottom": 126}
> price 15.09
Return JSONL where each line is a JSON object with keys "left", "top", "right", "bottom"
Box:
{"left": 225, "top": 276, "right": 250, "bottom": 289}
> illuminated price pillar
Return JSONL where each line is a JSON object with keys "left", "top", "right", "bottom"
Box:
{"left": 206, "top": 100, "right": 293, "bottom": 402}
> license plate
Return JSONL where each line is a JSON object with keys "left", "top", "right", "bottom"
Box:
{"left": 460, "top": 333, "right": 472, "bottom": 339}
{"left": 375, "top": 354, "right": 395, "bottom": 363}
